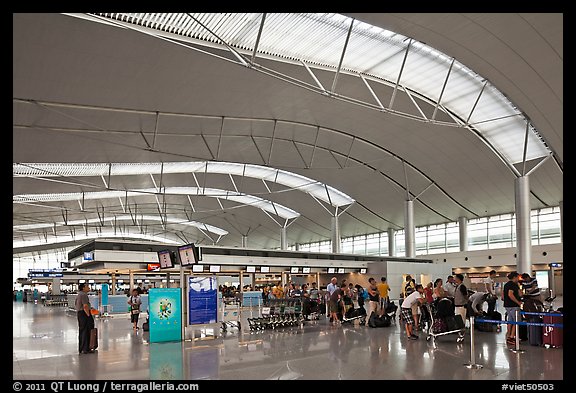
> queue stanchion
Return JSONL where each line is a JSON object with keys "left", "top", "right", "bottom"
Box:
{"left": 463, "top": 316, "right": 483, "bottom": 369}
{"left": 509, "top": 309, "right": 525, "bottom": 353}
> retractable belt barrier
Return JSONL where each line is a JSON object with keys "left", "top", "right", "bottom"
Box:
{"left": 474, "top": 319, "right": 563, "bottom": 328}
{"left": 464, "top": 310, "right": 563, "bottom": 369}
{"left": 520, "top": 311, "right": 563, "bottom": 317}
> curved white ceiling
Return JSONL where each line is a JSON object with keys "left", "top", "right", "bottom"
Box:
{"left": 12, "top": 13, "right": 562, "bottom": 250}
{"left": 82, "top": 12, "right": 551, "bottom": 165}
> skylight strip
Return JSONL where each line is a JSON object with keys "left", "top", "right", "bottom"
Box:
{"left": 14, "top": 161, "right": 355, "bottom": 207}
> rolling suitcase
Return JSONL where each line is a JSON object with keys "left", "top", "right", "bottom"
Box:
{"left": 519, "top": 323, "right": 528, "bottom": 341}
{"left": 89, "top": 328, "right": 98, "bottom": 350}
{"left": 542, "top": 313, "right": 563, "bottom": 348}
{"left": 527, "top": 316, "right": 543, "bottom": 346}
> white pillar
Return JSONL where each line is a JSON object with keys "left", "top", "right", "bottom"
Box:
{"left": 180, "top": 263, "right": 186, "bottom": 339}
{"left": 52, "top": 278, "right": 61, "bottom": 295}
{"left": 331, "top": 215, "right": 341, "bottom": 253}
{"left": 515, "top": 176, "right": 532, "bottom": 275}
{"left": 559, "top": 201, "right": 563, "bottom": 242}
{"left": 111, "top": 273, "right": 117, "bottom": 295}
{"left": 387, "top": 228, "right": 395, "bottom": 257}
{"left": 280, "top": 227, "right": 288, "bottom": 250}
{"left": 129, "top": 270, "right": 134, "bottom": 293}
{"left": 404, "top": 200, "right": 415, "bottom": 258}
{"left": 458, "top": 216, "right": 468, "bottom": 252}
{"left": 241, "top": 235, "right": 248, "bottom": 248}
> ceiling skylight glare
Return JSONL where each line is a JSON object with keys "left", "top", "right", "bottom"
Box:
{"left": 66, "top": 13, "right": 554, "bottom": 168}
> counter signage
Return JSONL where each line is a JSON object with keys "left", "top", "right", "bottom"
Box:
{"left": 188, "top": 276, "right": 218, "bottom": 325}
{"left": 27, "top": 269, "right": 63, "bottom": 278}
{"left": 148, "top": 288, "right": 182, "bottom": 343}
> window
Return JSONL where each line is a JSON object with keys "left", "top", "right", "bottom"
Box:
{"left": 366, "top": 233, "right": 380, "bottom": 255}
{"left": 395, "top": 230, "right": 405, "bottom": 257}
{"left": 468, "top": 217, "right": 488, "bottom": 251}
{"left": 289, "top": 205, "right": 560, "bottom": 258}
{"left": 488, "top": 214, "right": 514, "bottom": 249}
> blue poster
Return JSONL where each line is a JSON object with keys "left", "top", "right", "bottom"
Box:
{"left": 101, "top": 284, "right": 109, "bottom": 307}
{"left": 150, "top": 342, "right": 183, "bottom": 380}
{"left": 149, "top": 288, "right": 182, "bottom": 343}
{"left": 188, "top": 276, "right": 218, "bottom": 325}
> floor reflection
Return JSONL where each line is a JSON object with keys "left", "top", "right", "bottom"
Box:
{"left": 13, "top": 302, "right": 563, "bottom": 380}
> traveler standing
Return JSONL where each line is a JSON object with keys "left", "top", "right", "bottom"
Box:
{"left": 127, "top": 289, "right": 142, "bottom": 330}
{"left": 326, "top": 277, "right": 338, "bottom": 322}
{"left": 327, "top": 277, "right": 338, "bottom": 296}
{"left": 484, "top": 270, "right": 497, "bottom": 314}
{"left": 453, "top": 274, "right": 469, "bottom": 326}
{"left": 355, "top": 284, "right": 366, "bottom": 309}
{"left": 329, "top": 283, "right": 346, "bottom": 324}
{"left": 403, "top": 275, "right": 415, "bottom": 298}
{"left": 75, "top": 283, "right": 94, "bottom": 354}
{"left": 503, "top": 272, "right": 523, "bottom": 346}
{"left": 309, "top": 282, "right": 319, "bottom": 300}
{"left": 367, "top": 278, "right": 380, "bottom": 318}
{"left": 445, "top": 275, "right": 457, "bottom": 298}
{"left": 377, "top": 277, "right": 391, "bottom": 310}
{"left": 433, "top": 278, "right": 446, "bottom": 300}
{"left": 423, "top": 282, "right": 434, "bottom": 303}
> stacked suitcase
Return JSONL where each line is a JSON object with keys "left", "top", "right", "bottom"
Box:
{"left": 543, "top": 312, "right": 563, "bottom": 348}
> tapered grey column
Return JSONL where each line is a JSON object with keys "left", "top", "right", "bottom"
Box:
{"left": 515, "top": 176, "right": 532, "bottom": 275}
{"left": 129, "top": 270, "right": 134, "bottom": 293}
{"left": 241, "top": 235, "right": 248, "bottom": 248}
{"left": 458, "top": 216, "right": 468, "bottom": 252}
{"left": 295, "top": 243, "right": 300, "bottom": 251}
{"left": 387, "top": 228, "right": 395, "bottom": 256}
{"left": 280, "top": 227, "right": 288, "bottom": 250}
{"left": 331, "top": 215, "right": 341, "bottom": 253}
{"left": 559, "top": 201, "right": 563, "bottom": 242}
{"left": 404, "top": 200, "right": 415, "bottom": 257}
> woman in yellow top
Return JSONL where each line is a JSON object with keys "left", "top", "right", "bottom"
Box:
{"left": 377, "top": 277, "right": 391, "bottom": 309}
{"left": 272, "top": 283, "right": 284, "bottom": 299}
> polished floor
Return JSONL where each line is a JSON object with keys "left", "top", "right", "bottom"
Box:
{"left": 13, "top": 301, "right": 562, "bottom": 380}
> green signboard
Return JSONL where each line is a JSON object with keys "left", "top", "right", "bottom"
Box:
{"left": 148, "top": 288, "right": 182, "bottom": 343}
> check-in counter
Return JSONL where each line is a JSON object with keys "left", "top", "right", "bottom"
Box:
{"left": 67, "top": 293, "right": 148, "bottom": 314}
{"left": 242, "top": 291, "right": 262, "bottom": 307}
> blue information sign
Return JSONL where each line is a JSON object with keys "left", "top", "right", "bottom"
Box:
{"left": 101, "top": 284, "right": 109, "bottom": 307}
{"left": 188, "top": 276, "right": 218, "bottom": 325}
{"left": 148, "top": 288, "right": 182, "bottom": 343}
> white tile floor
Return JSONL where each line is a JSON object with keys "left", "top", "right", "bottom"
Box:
{"left": 13, "top": 301, "right": 563, "bottom": 380}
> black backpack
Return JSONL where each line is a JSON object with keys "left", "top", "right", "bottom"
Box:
{"left": 368, "top": 311, "right": 391, "bottom": 328}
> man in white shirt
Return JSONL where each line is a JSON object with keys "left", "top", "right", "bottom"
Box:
{"left": 400, "top": 284, "right": 425, "bottom": 340}
{"left": 483, "top": 270, "right": 497, "bottom": 314}
{"left": 468, "top": 291, "right": 489, "bottom": 316}
{"left": 326, "top": 277, "right": 338, "bottom": 296}
{"left": 444, "top": 275, "right": 457, "bottom": 298}
{"left": 326, "top": 277, "right": 338, "bottom": 322}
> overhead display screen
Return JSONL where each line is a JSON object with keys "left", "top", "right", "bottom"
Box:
{"left": 178, "top": 244, "right": 199, "bottom": 266}
{"left": 157, "top": 250, "right": 174, "bottom": 269}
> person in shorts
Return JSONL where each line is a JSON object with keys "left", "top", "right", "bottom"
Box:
{"left": 127, "top": 289, "right": 142, "bottom": 330}
{"left": 503, "top": 272, "right": 523, "bottom": 345}
{"left": 401, "top": 284, "right": 425, "bottom": 340}
{"left": 329, "top": 283, "right": 346, "bottom": 324}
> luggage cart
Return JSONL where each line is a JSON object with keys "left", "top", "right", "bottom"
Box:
{"left": 424, "top": 303, "right": 465, "bottom": 348}
{"left": 220, "top": 298, "right": 241, "bottom": 332}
